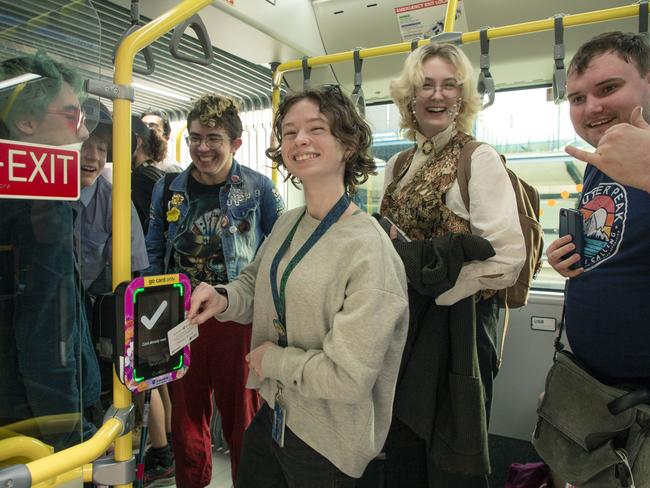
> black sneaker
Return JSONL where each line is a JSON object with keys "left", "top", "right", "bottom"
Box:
{"left": 143, "top": 459, "right": 175, "bottom": 487}
{"left": 143, "top": 446, "right": 175, "bottom": 487}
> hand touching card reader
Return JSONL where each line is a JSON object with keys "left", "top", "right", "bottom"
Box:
{"left": 114, "top": 273, "right": 192, "bottom": 392}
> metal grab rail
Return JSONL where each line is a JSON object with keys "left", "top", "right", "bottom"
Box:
{"left": 0, "top": 436, "right": 52, "bottom": 464}
{"left": 176, "top": 121, "right": 188, "bottom": 163}
{"left": 272, "top": 4, "right": 639, "bottom": 84}
{"left": 112, "top": 2, "right": 213, "bottom": 487}
{"left": 24, "top": 418, "right": 122, "bottom": 486}
{"left": 0, "top": 413, "right": 82, "bottom": 440}
{"left": 0, "top": 2, "right": 213, "bottom": 487}
{"left": 270, "top": 2, "right": 641, "bottom": 183}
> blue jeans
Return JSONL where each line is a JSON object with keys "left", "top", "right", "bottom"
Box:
{"left": 236, "top": 403, "right": 356, "bottom": 488}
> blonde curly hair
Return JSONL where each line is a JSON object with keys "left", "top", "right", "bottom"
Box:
{"left": 390, "top": 43, "right": 481, "bottom": 139}
{"left": 186, "top": 93, "right": 242, "bottom": 139}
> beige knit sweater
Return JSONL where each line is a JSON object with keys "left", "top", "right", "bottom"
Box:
{"left": 218, "top": 207, "right": 409, "bottom": 477}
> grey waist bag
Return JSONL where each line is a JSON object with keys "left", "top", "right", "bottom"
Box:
{"left": 532, "top": 350, "right": 650, "bottom": 488}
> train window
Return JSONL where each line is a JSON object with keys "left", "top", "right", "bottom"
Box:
{"left": 475, "top": 87, "right": 587, "bottom": 291}
{"left": 363, "top": 87, "right": 592, "bottom": 291}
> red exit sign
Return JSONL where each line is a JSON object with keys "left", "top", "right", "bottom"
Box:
{"left": 0, "top": 139, "right": 80, "bottom": 201}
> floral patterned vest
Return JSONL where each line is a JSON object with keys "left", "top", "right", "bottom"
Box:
{"left": 381, "top": 131, "right": 497, "bottom": 300}
{"left": 381, "top": 131, "right": 473, "bottom": 240}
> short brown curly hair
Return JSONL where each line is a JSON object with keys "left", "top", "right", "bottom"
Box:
{"left": 266, "top": 86, "right": 376, "bottom": 196}
{"left": 186, "top": 93, "right": 242, "bottom": 140}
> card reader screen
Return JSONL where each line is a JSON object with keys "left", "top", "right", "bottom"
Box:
{"left": 134, "top": 284, "right": 183, "bottom": 379}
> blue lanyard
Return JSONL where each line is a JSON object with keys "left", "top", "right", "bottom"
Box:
{"left": 270, "top": 193, "right": 350, "bottom": 347}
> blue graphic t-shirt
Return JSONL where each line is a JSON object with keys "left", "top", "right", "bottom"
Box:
{"left": 565, "top": 165, "right": 650, "bottom": 382}
{"left": 171, "top": 175, "right": 227, "bottom": 288}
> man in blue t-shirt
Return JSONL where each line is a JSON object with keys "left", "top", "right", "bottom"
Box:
{"left": 547, "top": 31, "right": 650, "bottom": 386}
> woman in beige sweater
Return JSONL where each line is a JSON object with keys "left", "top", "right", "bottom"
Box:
{"left": 188, "top": 86, "right": 409, "bottom": 487}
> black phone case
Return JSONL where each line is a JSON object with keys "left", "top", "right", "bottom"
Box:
{"left": 559, "top": 208, "right": 585, "bottom": 270}
{"left": 377, "top": 216, "right": 409, "bottom": 242}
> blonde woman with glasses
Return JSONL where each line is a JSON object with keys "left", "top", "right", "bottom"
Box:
{"left": 377, "top": 43, "right": 525, "bottom": 487}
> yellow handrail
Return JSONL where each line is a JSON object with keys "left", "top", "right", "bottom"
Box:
{"left": 270, "top": 82, "right": 282, "bottom": 184}
{"left": 0, "top": 436, "right": 52, "bottom": 464}
{"left": 111, "top": 1, "right": 212, "bottom": 486}
{"left": 0, "top": 413, "right": 82, "bottom": 440}
{"left": 0, "top": 0, "right": 85, "bottom": 38}
{"left": 269, "top": 2, "right": 639, "bottom": 210}
{"left": 175, "top": 122, "right": 188, "bottom": 163}
{"left": 25, "top": 418, "right": 122, "bottom": 486}
{"left": 443, "top": 0, "right": 459, "bottom": 33}
{"left": 32, "top": 466, "right": 85, "bottom": 488}
{"left": 272, "top": 4, "right": 639, "bottom": 83}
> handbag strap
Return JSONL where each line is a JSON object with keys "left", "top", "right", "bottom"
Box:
{"left": 553, "top": 280, "right": 570, "bottom": 360}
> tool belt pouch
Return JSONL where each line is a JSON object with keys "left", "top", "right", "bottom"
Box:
{"left": 532, "top": 351, "right": 650, "bottom": 487}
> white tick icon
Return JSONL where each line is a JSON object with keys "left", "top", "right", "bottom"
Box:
{"left": 141, "top": 300, "right": 168, "bottom": 330}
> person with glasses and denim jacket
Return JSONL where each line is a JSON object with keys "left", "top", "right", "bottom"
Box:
{"left": 0, "top": 51, "right": 101, "bottom": 451}
{"left": 145, "top": 93, "right": 284, "bottom": 487}
{"left": 186, "top": 86, "right": 408, "bottom": 487}
{"left": 377, "top": 43, "right": 525, "bottom": 487}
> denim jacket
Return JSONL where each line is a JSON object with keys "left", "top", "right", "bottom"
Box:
{"left": 146, "top": 160, "right": 284, "bottom": 281}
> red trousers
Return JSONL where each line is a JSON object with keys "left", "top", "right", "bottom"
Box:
{"left": 170, "top": 319, "right": 259, "bottom": 487}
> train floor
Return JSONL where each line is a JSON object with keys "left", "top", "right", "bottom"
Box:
{"left": 145, "top": 434, "right": 540, "bottom": 488}
{"left": 147, "top": 450, "right": 232, "bottom": 488}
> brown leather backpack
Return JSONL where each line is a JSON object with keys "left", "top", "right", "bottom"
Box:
{"left": 455, "top": 141, "right": 543, "bottom": 310}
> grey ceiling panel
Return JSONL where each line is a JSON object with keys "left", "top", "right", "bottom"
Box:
{"left": 0, "top": 0, "right": 283, "bottom": 121}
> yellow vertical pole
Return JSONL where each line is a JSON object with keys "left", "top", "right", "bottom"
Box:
{"left": 175, "top": 122, "right": 187, "bottom": 163}
{"left": 112, "top": 1, "right": 212, "bottom": 486}
{"left": 443, "top": 0, "right": 459, "bottom": 32}
{"left": 271, "top": 69, "right": 282, "bottom": 186}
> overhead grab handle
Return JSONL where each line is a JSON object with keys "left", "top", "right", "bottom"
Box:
{"left": 411, "top": 39, "right": 420, "bottom": 51}
{"left": 170, "top": 14, "right": 214, "bottom": 66}
{"left": 302, "top": 57, "right": 312, "bottom": 91}
{"left": 352, "top": 48, "right": 366, "bottom": 116}
{"left": 113, "top": 0, "right": 155, "bottom": 76}
{"left": 477, "top": 29, "right": 495, "bottom": 109}
{"left": 639, "top": 0, "right": 649, "bottom": 42}
{"left": 552, "top": 15, "right": 566, "bottom": 104}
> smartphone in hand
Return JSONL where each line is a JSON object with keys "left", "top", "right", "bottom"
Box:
{"left": 374, "top": 214, "right": 411, "bottom": 242}
{"left": 559, "top": 208, "right": 585, "bottom": 270}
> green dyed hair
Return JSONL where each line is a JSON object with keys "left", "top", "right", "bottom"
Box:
{"left": 0, "top": 50, "right": 84, "bottom": 138}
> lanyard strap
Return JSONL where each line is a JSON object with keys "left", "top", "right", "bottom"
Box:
{"left": 270, "top": 194, "right": 350, "bottom": 347}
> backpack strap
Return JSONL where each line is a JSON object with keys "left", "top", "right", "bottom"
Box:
{"left": 392, "top": 146, "right": 417, "bottom": 183}
{"left": 456, "top": 140, "right": 484, "bottom": 212}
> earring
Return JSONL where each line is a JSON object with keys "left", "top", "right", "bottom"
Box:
{"left": 447, "top": 97, "right": 462, "bottom": 126}
{"left": 410, "top": 96, "right": 417, "bottom": 125}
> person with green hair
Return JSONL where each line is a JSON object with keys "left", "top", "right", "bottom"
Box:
{"left": 0, "top": 50, "right": 89, "bottom": 145}
{"left": 0, "top": 51, "right": 101, "bottom": 451}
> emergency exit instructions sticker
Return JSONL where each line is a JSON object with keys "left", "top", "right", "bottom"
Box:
{"left": 168, "top": 319, "right": 199, "bottom": 356}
